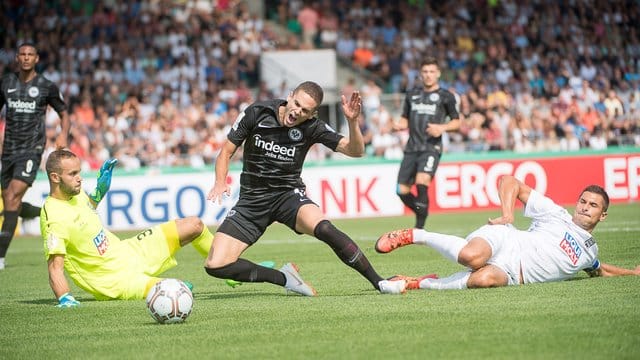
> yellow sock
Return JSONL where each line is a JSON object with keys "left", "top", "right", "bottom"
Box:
{"left": 191, "top": 226, "right": 214, "bottom": 257}
{"left": 160, "top": 221, "right": 181, "bottom": 254}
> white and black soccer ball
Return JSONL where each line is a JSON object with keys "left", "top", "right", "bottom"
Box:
{"left": 145, "top": 278, "right": 193, "bottom": 324}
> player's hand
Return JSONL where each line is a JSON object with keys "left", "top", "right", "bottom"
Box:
{"left": 89, "top": 158, "right": 118, "bottom": 203}
{"left": 207, "top": 181, "right": 230, "bottom": 204}
{"left": 341, "top": 91, "right": 362, "bottom": 123}
{"left": 56, "top": 292, "right": 80, "bottom": 308}
{"left": 487, "top": 215, "right": 514, "bottom": 225}
{"left": 426, "top": 123, "right": 446, "bottom": 137}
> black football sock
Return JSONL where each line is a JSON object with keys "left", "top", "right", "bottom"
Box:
{"left": 19, "top": 202, "right": 41, "bottom": 219}
{"left": 414, "top": 185, "right": 429, "bottom": 229}
{"left": 205, "top": 258, "right": 286, "bottom": 285}
{"left": 0, "top": 211, "right": 19, "bottom": 258}
{"left": 314, "top": 220, "right": 383, "bottom": 289}
{"left": 398, "top": 192, "right": 417, "bottom": 213}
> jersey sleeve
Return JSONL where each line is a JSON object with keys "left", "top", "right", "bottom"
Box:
{"left": 443, "top": 91, "right": 459, "bottom": 120}
{"left": 46, "top": 81, "right": 67, "bottom": 114}
{"left": 401, "top": 91, "right": 412, "bottom": 119}
{"left": 227, "top": 105, "right": 256, "bottom": 146}
{"left": 311, "top": 119, "right": 343, "bottom": 151}
{"left": 523, "top": 189, "right": 565, "bottom": 220}
{"left": 42, "top": 219, "right": 70, "bottom": 259}
{"left": 0, "top": 74, "right": 8, "bottom": 108}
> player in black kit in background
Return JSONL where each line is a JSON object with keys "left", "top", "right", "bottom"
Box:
{"left": 389, "top": 57, "right": 460, "bottom": 231}
{"left": 204, "top": 81, "right": 406, "bottom": 295}
{"left": 0, "top": 43, "right": 70, "bottom": 269}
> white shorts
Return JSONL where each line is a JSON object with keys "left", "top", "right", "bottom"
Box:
{"left": 466, "top": 224, "right": 522, "bottom": 286}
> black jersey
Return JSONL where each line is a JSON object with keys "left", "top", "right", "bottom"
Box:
{"left": 228, "top": 99, "right": 343, "bottom": 196}
{"left": 0, "top": 72, "right": 67, "bottom": 156}
{"left": 401, "top": 87, "right": 459, "bottom": 153}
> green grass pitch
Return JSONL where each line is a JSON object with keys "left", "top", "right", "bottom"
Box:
{"left": 1, "top": 203, "right": 639, "bottom": 359}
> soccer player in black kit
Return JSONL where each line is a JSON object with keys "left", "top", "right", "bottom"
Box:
{"left": 0, "top": 43, "right": 70, "bottom": 269}
{"left": 205, "top": 81, "right": 406, "bottom": 295}
{"left": 382, "top": 57, "right": 460, "bottom": 235}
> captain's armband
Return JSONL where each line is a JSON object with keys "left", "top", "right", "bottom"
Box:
{"left": 584, "top": 259, "right": 601, "bottom": 277}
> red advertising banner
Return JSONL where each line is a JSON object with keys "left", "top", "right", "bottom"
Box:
{"left": 430, "top": 153, "right": 640, "bottom": 212}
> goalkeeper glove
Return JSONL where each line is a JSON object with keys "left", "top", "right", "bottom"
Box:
{"left": 56, "top": 292, "right": 80, "bottom": 308}
{"left": 89, "top": 158, "right": 118, "bottom": 204}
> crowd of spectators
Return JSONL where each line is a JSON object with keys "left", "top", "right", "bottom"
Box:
{"left": 1, "top": 0, "right": 639, "bottom": 172}
{"left": 277, "top": 0, "right": 640, "bottom": 156}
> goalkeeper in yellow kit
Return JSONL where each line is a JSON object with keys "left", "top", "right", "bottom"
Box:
{"left": 41, "top": 149, "right": 214, "bottom": 307}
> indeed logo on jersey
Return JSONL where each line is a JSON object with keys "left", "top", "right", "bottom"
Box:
{"left": 559, "top": 232, "right": 582, "bottom": 265}
{"left": 7, "top": 98, "right": 36, "bottom": 113}
{"left": 93, "top": 229, "right": 110, "bottom": 255}
{"left": 253, "top": 134, "right": 296, "bottom": 161}
{"left": 411, "top": 102, "right": 436, "bottom": 115}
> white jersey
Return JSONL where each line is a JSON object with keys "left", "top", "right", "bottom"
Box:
{"left": 519, "top": 190, "right": 600, "bottom": 284}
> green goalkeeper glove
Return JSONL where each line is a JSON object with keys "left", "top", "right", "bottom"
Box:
{"left": 89, "top": 158, "right": 118, "bottom": 204}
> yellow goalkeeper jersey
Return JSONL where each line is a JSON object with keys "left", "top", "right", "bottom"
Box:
{"left": 41, "top": 191, "right": 132, "bottom": 300}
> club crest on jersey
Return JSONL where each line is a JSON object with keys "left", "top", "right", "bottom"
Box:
{"left": 288, "top": 128, "right": 303, "bottom": 141}
{"left": 429, "top": 93, "right": 440, "bottom": 102}
{"left": 559, "top": 232, "right": 582, "bottom": 265}
{"left": 28, "top": 86, "right": 39, "bottom": 97}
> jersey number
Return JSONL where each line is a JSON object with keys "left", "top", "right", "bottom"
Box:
{"left": 137, "top": 228, "right": 153, "bottom": 241}
{"left": 423, "top": 156, "right": 435, "bottom": 172}
{"left": 24, "top": 159, "right": 34, "bottom": 175}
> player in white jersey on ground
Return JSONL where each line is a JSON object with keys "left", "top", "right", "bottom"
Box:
{"left": 376, "top": 175, "right": 640, "bottom": 291}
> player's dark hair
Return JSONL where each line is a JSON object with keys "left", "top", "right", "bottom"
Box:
{"left": 46, "top": 149, "right": 77, "bottom": 177}
{"left": 294, "top": 81, "right": 323, "bottom": 106}
{"left": 17, "top": 42, "right": 39, "bottom": 54}
{"left": 421, "top": 56, "right": 439, "bottom": 69}
{"left": 581, "top": 185, "right": 610, "bottom": 212}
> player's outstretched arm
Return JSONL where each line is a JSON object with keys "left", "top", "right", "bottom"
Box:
{"left": 596, "top": 262, "right": 640, "bottom": 277}
{"left": 208, "top": 140, "right": 235, "bottom": 204}
{"left": 48, "top": 254, "right": 80, "bottom": 307}
{"left": 488, "top": 175, "right": 532, "bottom": 225}
{"left": 335, "top": 91, "right": 365, "bottom": 157}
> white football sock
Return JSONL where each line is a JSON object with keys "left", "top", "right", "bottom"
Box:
{"left": 419, "top": 271, "right": 470, "bottom": 290}
{"left": 412, "top": 229, "right": 467, "bottom": 263}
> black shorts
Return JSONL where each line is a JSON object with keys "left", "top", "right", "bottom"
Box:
{"left": 217, "top": 188, "right": 317, "bottom": 245}
{"left": 397, "top": 150, "right": 441, "bottom": 185}
{"left": 1, "top": 152, "right": 43, "bottom": 189}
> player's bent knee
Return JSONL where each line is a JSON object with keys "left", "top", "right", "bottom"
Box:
{"left": 467, "top": 268, "right": 508, "bottom": 288}
{"left": 458, "top": 249, "right": 485, "bottom": 269}
{"left": 189, "top": 217, "right": 204, "bottom": 234}
{"left": 177, "top": 216, "right": 204, "bottom": 237}
{"left": 458, "top": 238, "right": 492, "bottom": 269}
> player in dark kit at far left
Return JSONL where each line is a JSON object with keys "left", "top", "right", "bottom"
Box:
{"left": 205, "top": 81, "right": 406, "bottom": 295}
{"left": 0, "top": 43, "right": 70, "bottom": 270}
{"left": 392, "top": 57, "right": 460, "bottom": 230}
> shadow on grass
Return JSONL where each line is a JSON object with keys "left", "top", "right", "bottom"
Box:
{"left": 19, "top": 298, "right": 99, "bottom": 305}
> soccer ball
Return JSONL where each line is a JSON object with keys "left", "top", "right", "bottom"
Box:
{"left": 145, "top": 278, "right": 193, "bottom": 324}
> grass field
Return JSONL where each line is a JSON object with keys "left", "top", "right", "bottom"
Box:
{"left": 1, "top": 203, "right": 639, "bottom": 359}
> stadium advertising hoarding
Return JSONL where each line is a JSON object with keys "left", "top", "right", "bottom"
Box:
{"left": 25, "top": 152, "right": 639, "bottom": 231}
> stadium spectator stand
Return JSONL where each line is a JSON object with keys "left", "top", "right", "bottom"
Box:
{"left": 1, "top": 0, "right": 638, "bottom": 170}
